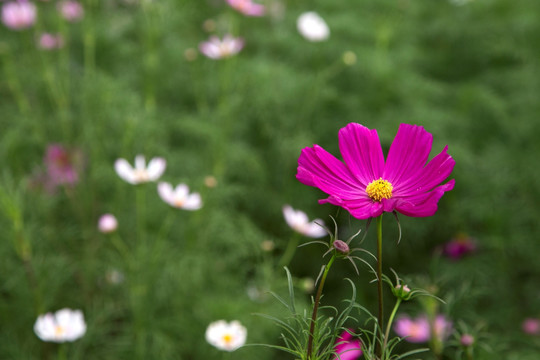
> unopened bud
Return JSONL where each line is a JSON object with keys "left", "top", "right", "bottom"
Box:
{"left": 333, "top": 240, "right": 349, "bottom": 254}
{"left": 393, "top": 283, "right": 412, "bottom": 300}
{"left": 460, "top": 334, "right": 474, "bottom": 347}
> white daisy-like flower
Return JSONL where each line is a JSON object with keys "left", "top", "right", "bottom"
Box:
{"left": 114, "top": 155, "right": 166, "bottom": 184}
{"left": 199, "top": 35, "right": 244, "bottom": 60}
{"left": 205, "top": 320, "right": 247, "bottom": 351}
{"left": 34, "top": 308, "right": 86, "bottom": 343}
{"left": 283, "top": 205, "right": 326, "bottom": 238}
{"left": 297, "top": 11, "right": 330, "bottom": 42}
{"left": 157, "top": 182, "right": 202, "bottom": 210}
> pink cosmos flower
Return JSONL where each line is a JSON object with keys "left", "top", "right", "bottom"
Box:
{"left": 199, "top": 35, "right": 244, "bottom": 60}
{"left": 442, "top": 234, "right": 476, "bottom": 260}
{"left": 226, "top": 0, "right": 265, "bottom": 17}
{"left": 58, "top": 1, "right": 83, "bottom": 22}
{"left": 2, "top": 1, "right": 36, "bottom": 30}
{"left": 522, "top": 318, "right": 540, "bottom": 335}
{"left": 332, "top": 330, "right": 362, "bottom": 360}
{"left": 394, "top": 314, "right": 452, "bottom": 343}
{"left": 38, "top": 32, "right": 64, "bottom": 50}
{"left": 44, "top": 144, "right": 81, "bottom": 189}
{"left": 297, "top": 123, "right": 455, "bottom": 219}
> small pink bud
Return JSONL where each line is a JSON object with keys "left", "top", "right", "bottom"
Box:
{"left": 98, "top": 214, "right": 118, "bottom": 233}
{"left": 460, "top": 334, "right": 474, "bottom": 346}
{"left": 522, "top": 318, "right": 540, "bottom": 335}
{"left": 333, "top": 240, "right": 349, "bottom": 254}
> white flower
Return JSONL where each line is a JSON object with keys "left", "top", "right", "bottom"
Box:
{"left": 297, "top": 11, "right": 329, "bottom": 42}
{"left": 98, "top": 213, "right": 118, "bottom": 233}
{"left": 157, "top": 182, "right": 202, "bottom": 210}
{"left": 114, "top": 155, "right": 166, "bottom": 184}
{"left": 34, "top": 308, "right": 86, "bottom": 343}
{"left": 283, "top": 205, "right": 326, "bottom": 238}
{"left": 199, "top": 35, "right": 244, "bottom": 59}
{"left": 205, "top": 320, "right": 247, "bottom": 351}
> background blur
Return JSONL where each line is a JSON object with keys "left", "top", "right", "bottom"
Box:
{"left": 1, "top": 0, "right": 540, "bottom": 359}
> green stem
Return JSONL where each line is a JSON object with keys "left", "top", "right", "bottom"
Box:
{"left": 136, "top": 185, "right": 146, "bottom": 245}
{"left": 278, "top": 232, "right": 301, "bottom": 268}
{"left": 57, "top": 343, "right": 67, "bottom": 360}
{"left": 376, "top": 214, "right": 384, "bottom": 358}
{"left": 307, "top": 254, "right": 336, "bottom": 360}
{"left": 382, "top": 298, "right": 402, "bottom": 358}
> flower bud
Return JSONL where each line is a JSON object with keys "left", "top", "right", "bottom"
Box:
{"left": 333, "top": 240, "right": 349, "bottom": 255}
{"left": 393, "top": 283, "right": 412, "bottom": 300}
{"left": 460, "top": 334, "right": 474, "bottom": 347}
{"left": 98, "top": 214, "right": 118, "bottom": 233}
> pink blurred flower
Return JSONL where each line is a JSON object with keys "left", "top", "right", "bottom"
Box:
{"left": 38, "top": 32, "right": 64, "bottom": 50}
{"left": 282, "top": 205, "right": 326, "bottom": 238}
{"left": 297, "top": 123, "right": 455, "bottom": 219}
{"left": 2, "top": 1, "right": 37, "bottom": 30}
{"left": 44, "top": 144, "right": 81, "bottom": 188}
{"left": 226, "top": 0, "right": 265, "bottom": 17}
{"left": 522, "top": 318, "right": 540, "bottom": 335}
{"left": 443, "top": 234, "right": 476, "bottom": 260}
{"left": 394, "top": 314, "right": 452, "bottom": 343}
{"left": 460, "top": 334, "right": 474, "bottom": 346}
{"left": 58, "top": 1, "right": 83, "bottom": 22}
{"left": 98, "top": 214, "right": 118, "bottom": 233}
{"left": 199, "top": 35, "right": 244, "bottom": 59}
{"left": 332, "top": 330, "right": 362, "bottom": 360}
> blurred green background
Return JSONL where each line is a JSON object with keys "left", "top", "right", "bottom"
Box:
{"left": 1, "top": 0, "right": 540, "bottom": 358}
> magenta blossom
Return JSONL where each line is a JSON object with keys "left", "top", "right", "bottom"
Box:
{"left": 333, "top": 330, "right": 362, "bottom": 360}
{"left": 394, "top": 314, "right": 452, "bottom": 343}
{"left": 44, "top": 144, "right": 82, "bottom": 190}
{"left": 58, "top": 1, "right": 83, "bottom": 22}
{"left": 522, "top": 318, "right": 540, "bottom": 335}
{"left": 38, "top": 32, "right": 64, "bottom": 50}
{"left": 227, "top": 0, "right": 265, "bottom": 17}
{"left": 2, "top": 1, "right": 37, "bottom": 30}
{"left": 297, "top": 123, "right": 455, "bottom": 219}
{"left": 443, "top": 234, "right": 476, "bottom": 260}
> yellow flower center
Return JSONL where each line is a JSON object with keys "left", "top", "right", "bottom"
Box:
{"left": 366, "top": 178, "right": 393, "bottom": 202}
{"left": 222, "top": 334, "right": 233, "bottom": 344}
{"left": 54, "top": 325, "right": 65, "bottom": 337}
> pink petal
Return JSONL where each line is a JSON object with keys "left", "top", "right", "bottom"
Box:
{"left": 383, "top": 124, "right": 433, "bottom": 187}
{"left": 297, "top": 145, "right": 364, "bottom": 199}
{"left": 339, "top": 123, "right": 385, "bottom": 186}
{"left": 394, "top": 180, "right": 455, "bottom": 217}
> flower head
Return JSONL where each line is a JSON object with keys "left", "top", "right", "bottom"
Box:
{"left": 157, "top": 182, "right": 202, "bottom": 210}
{"left": 297, "top": 123, "right": 455, "bottom": 219}
{"left": 2, "top": 1, "right": 36, "bottom": 30}
{"left": 34, "top": 308, "right": 86, "bottom": 343}
{"left": 227, "top": 0, "right": 265, "bottom": 17}
{"left": 114, "top": 155, "right": 166, "bottom": 185}
{"left": 282, "top": 205, "right": 326, "bottom": 238}
{"left": 333, "top": 330, "right": 362, "bottom": 360}
{"left": 58, "top": 1, "right": 84, "bottom": 22}
{"left": 443, "top": 234, "right": 476, "bottom": 260}
{"left": 98, "top": 213, "right": 118, "bottom": 233}
{"left": 460, "top": 334, "right": 474, "bottom": 346}
{"left": 38, "top": 32, "right": 64, "bottom": 50}
{"left": 45, "top": 144, "right": 81, "bottom": 188}
{"left": 199, "top": 35, "right": 244, "bottom": 59}
{"left": 394, "top": 314, "right": 452, "bottom": 343}
{"left": 522, "top": 318, "right": 540, "bottom": 335}
{"left": 205, "top": 320, "right": 247, "bottom": 351}
{"left": 297, "top": 11, "right": 329, "bottom": 42}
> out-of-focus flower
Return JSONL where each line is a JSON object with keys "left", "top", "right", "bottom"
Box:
{"left": 282, "top": 205, "right": 326, "bottom": 238}
{"left": 114, "top": 155, "right": 166, "bottom": 185}
{"left": 105, "top": 269, "right": 124, "bottom": 285}
{"left": 297, "top": 123, "right": 455, "bottom": 219}
{"left": 300, "top": 277, "right": 315, "bottom": 293}
{"left": 394, "top": 314, "right": 452, "bottom": 343}
{"left": 34, "top": 308, "right": 86, "bottom": 343}
{"left": 260, "top": 240, "right": 275, "bottom": 252}
{"left": 199, "top": 35, "right": 244, "bottom": 59}
{"left": 184, "top": 48, "right": 198, "bottom": 61}
{"left": 157, "top": 182, "right": 202, "bottom": 210}
{"left": 342, "top": 51, "right": 357, "bottom": 66}
{"left": 227, "top": 0, "right": 265, "bottom": 17}
{"left": 205, "top": 320, "right": 247, "bottom": 351}
{"left": 38, "top": 32, "right": 64, "bottom": 50}
{"left": 522, "top": 318, "right": 540, "bottom": 335}
{"left": 202, "top": 19, "right": 216, "bottom": 32}
{"left": 2, "top": 1, "right": 36, "bottom": 30}
{"left": 58, "top": 1, "right": 83, "bottom": 22}
{"left": 333, "top": 330, "right": 362, "bottom": 360}
{"left": 460, "top": 334, "right": 474, "bottom": 346}
{"left": 98, "top": 214, "right": 118, "bottom": 233}
{"left": 297, "top": 11, "right": 329, "bottom": 42}
{"left": 204, "top": 175, "right": 218, "bottom": 188}
{"left": 443, "top": 234, "right": 476, "bottom": 260}
{"left": 45, "top": 144, "right": 81, "bottom": 188}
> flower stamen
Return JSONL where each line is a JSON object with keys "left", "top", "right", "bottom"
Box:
{"left": 366, "top": 178, "right": 393, "bottom": 202}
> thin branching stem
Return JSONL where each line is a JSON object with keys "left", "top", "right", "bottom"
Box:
{"left": 383, "top": 298, "right": 402, "bottom": 357}
{"left": 376, "top": 214, "right": 384, "bottom": 358}
{"left": 307, "top": 254, "right": 336, "bottom": 360}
